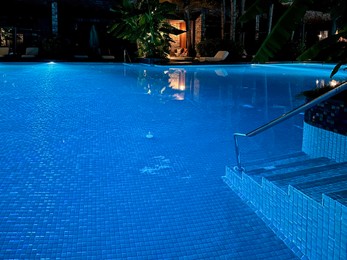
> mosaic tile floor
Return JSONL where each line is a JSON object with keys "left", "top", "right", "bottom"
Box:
{"left": 0, "top": 63, "right": 316, "bottom": 259}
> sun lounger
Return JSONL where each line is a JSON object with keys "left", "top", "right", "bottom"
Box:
{"left": 73, "top": 54, "right": 89, "bottom": 59}
{"left": 168, "top": 56, "right": 194, "bottom": 61}
{"left": 101, "top": 54, "right": 115, "bottom": 60}
{"left": 0, "top": 47, "right": 10, "bottom": 58}
{"left": 21, "top": 47, "right": 39, "bottom": 58}
{"left": 198, "top": 51, "right": 229, "bottom": 62}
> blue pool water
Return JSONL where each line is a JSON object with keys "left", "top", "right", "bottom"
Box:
{"left": 0, "top": 62, "right": 344, "bottom": 259}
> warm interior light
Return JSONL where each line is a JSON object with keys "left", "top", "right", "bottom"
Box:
{"left": 329, "top": 80, "right": 338, "bottom": 87}
{"left": 169, "top": 69, "right": 186, "bottom": 91}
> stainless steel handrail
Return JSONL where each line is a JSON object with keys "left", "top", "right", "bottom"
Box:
{"left": 233, "top": 80, "right": 347, "bottom": 173}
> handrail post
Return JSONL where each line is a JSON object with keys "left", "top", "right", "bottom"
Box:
{"left": 233, "top": 133, "right": 245, "bottom": 173}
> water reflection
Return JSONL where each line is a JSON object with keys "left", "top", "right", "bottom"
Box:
{"left": 135, "top": 64, "right": 345, "bottom": 160}
{"left": 169, "top": 69, "right": 186, "bottom": 91}
{"left": 137, "top": 64, "right": 345, "bottom": 109}
{"left": 136, "top": 67, "right": 233, "bottom": 102}
{"left": 137, "top": 68, "right": 187, "bottom": 101}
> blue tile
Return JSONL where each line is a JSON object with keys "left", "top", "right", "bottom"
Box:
{"left": 2, "top": 63, "right": 337, "bottom": 259}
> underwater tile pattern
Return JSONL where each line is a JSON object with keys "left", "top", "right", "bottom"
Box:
{"left": 0, "top": 62, "right": 332, "bottom": 259}
{"left": 302, "top": 122, "right": 347, "bottom": 163}
{"left": 304, "top": 98, "right": 347, "bottom": 135}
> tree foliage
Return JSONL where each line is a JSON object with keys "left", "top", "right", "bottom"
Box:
{"left": 108, "top": 0, "right": 184, "bottom": 59}
{"left": 241, "top": 0, "right": 347, "bottom": 77}
{"left": 241, "top": 0, "right": 313, "bottom": 62}
{"left": 298, "top": 0, "right": 347, "bottom": 77}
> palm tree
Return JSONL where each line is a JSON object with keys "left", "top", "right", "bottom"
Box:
{"left": 230, "top": 0, "right": 238, "bottom": 41}
{"left": 298, "top": 0, "right": 347, "bottom": 76}
{"left": 241, "top": 0, "right": 347, "bottom": 76}
{"left": 108, "top": 0, "right": 184, "bottom": 59}
{"left": 240, "top": 0, "right": 302, "bottom": 59}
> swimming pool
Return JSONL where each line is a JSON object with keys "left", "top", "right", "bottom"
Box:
{"left": 0, "top": 62, "right": 344, "bottom": 259}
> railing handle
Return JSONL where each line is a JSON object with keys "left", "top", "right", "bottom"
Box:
{"left": 232, "top": 80, "right": 347, "bottom": 173}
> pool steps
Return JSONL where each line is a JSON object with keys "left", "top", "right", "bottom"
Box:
{"left": 223, "top": 152, "right": 347, "bottom": 260}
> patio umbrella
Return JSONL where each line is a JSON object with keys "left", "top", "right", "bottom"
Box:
{"left": 89, "top": 24, "right": 100, "bottom": 54}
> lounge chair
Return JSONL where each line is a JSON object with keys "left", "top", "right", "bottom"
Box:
{"left": 101, "top": 49, "right": 115, "bottom": 60}
{"left": 168, "top": 56, "right": 194, "bottom": 62}
{"left": 167, "top": 48, "right": 194, "bottom": 62}
{"left": 21, "top": 47, "right": 39, "bottom": 58}
{"left": 0, "top": 47, "right": 10, "bottom": 58}
{"left": 198, "top": 51, "right": 229, "bottom": 62}
{"left": 73, "top": 54, "right": 89, "bottom": 59}
{"left": 101, "top": 54, "right": 115, "bottom": 60}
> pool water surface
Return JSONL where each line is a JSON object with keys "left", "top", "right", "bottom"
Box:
{"left": 0, "top": 62, "right": 344, "bottom": 259}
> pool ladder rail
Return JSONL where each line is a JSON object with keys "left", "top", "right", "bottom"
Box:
{"left": 233, "top": 80, "right": 347, "bottom": 174}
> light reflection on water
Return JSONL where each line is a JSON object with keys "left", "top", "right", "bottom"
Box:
{"left": 134, "top": 63, "right": 345, "bottom": 104}
{"left": 128, "top": 63, "right": 346, "bottom": 161}
{"left": 1, "top": 62, "right": 345, "bottom": 163}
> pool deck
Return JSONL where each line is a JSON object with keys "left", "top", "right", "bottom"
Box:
{"left": 0, "top": 54, "right": 252, "bottom": 65}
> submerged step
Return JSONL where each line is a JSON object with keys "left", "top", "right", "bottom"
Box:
{"left": 326, "top": 189, "right": 347, "bottom": 206}
{"left": 245, "top": 157, "right": 333, "bottom": 184}
{"left": 243, "top": 151, "right": 308, "bottom": 171}
{"left": 223, "top": 151, "right": 347, "bottom": 260}
{"left": 293, "top": 173, "right": 347, "bottom": 202}
{"left": 247, "top": 157, "right": 331, "bottom": 176}
{"left": 271, "top": 161, "right": 347, "bottom": 189}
